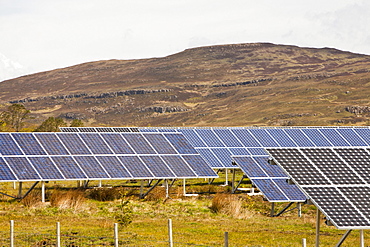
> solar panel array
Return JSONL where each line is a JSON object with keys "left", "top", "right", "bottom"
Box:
{"left": 232, "top": 155, "right": 307, "bottom": 202}
{"left": 266, "top": 147, "right": 370, "bottom": 229}
{"left": 60, "top": 127, "right": 139, "bottom": 133}
{"left": 0, "top": 132, "right": 217, "bottom": 182}
{"left": 61, "top": 127, "right": 370, "bottom": 203}
{"left": 138, "top": 127, "right": 370, "bottom": 169}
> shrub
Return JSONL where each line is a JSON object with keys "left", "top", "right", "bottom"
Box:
{"left": 21, "top": 190, "right": 42, "bottom": 208}
{"left": 114, "top": 198, "right": 133, "bottom": 227}
{"left": 210, "top": 193, "right": 252, "bottom": 219}
{"left": 87, "top": 187, "right": 121, "bottom": 201}
{"left": 50, "top": 189, "right": 85, "bottom": 210}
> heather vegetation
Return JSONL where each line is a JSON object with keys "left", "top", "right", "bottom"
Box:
{"left": 0, "top": 174, "right": 366, "bottom": 246}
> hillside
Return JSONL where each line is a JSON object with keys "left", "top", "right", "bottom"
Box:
{"left": 1, "top": 42, "right": 370, "bottom": 127}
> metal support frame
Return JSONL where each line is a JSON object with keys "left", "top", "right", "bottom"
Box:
{"left": 139, "top": 179, "right": 162, "bottom": 199}
{"left": 183, "top": 179, "right": 198, "bottom": 197}
{"left": 232, "top": 175, "right": 247, "bottom": 193}
{"left": 316, "top": 208, "right": 320, "bottom": 247}
{"left": 334, "top": 230, "right": 352, "bottom": 247}
{"left": 19, "top": 181, "right": 39, "bottom": 200}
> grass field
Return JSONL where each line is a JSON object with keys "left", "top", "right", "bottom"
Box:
{"left": 0, "top": 174, "right": 366, "bottom": 246}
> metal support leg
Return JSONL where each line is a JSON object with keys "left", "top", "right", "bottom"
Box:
{"left": 231, "top": 169, "right": 236, "bottom": 193}
{"left": 316, "top": 208, "right": 320, "bottom": 247}
{"left": 298, "top": 203, "right": 302, "bottom": 217}
{"left": 165, "top": 180, "right": 169, "bottom": 198}
{"left": 41, "top": 181, "right": 45, "bottom": 203}
{"left": 224, "top": 169, "right": 228, "bottom": 186}
{"left": 334, "top": 230, "right": 352, "bottom": 247}
{"left": 18, "top": 182, "right": 23, "bottom": 198}
{"left": 360, "top": 230, "right": 364, "bottom": 247}
{"left": 140, "top": 180, "right": 144, "bottom": 198}
{"left": 271, "top": 202, "right": 275, "bottom": 217}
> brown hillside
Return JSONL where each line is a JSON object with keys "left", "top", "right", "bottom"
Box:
{"left": 1, "top": 42, "right": 370, "bottom": 127}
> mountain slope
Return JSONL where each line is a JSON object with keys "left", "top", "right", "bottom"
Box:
{"left": 1, "top": 43, "right": 370, "bottom": 127}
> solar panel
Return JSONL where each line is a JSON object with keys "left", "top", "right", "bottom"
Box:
{"left": 12, "top": 133, "right": 46, "bottom": 155}
{"left": 95, "top": 156, "right": 132, "bottom": 179}
{"left": 266, "top": 147, "right": 370, "bottom": 229}
{"left": 79, "top": 133, "right": 113, "bottom": 154}
{"left": 35, "top": 133, "right": 69, "bottom": 155}
{"left": 140, "top": 156, "right": 176, "bottom": 178}
{"left": 122, "top": 134, "right": 156, "bottom": 154}
{"left": 73, "top": 156, "right": 110, "bottom": 179}
{"left": 58, "top": 133, "right": 91, "bottom": 154}
{"left": 0, "top": 133, "right": 23, "bottom": 155}
{"left": 0, "top": 157, "right": 17, "bottom": 180}
{"left": 28, "top": 157, "right": 64, "bottom": 180}
{"left": 4, "top": 157, "right": 41, "bottom": 180}
{"left": 144, "top": 133, "right": 177, "bottom": 154}
{"left": 232, "top": 156, "right": 307, "bottom": 202}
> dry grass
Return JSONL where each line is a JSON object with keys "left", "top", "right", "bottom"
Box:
{"left": 210, "top": 193, "right": 253, "bottom": 219}
{"left": 50, "top": 189, "right": 85, "bottom": 210}
{"left": 21, "top": 191, "right": 43, "bottom": 208}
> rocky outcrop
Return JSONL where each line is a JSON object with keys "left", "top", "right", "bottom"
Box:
{"left": 138, "top": 106, "right": 189, "bottom": 113}
{"left": 9, "top": 89, "right": 171, "bottom": 103}
{"left": 345, "top": 106, "right": 370, "bottom": 116}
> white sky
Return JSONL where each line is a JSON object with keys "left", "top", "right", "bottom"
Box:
{"left": 0, "top": 0, "right": 369, "bottom": 81}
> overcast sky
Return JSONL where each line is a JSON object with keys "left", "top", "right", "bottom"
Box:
{"left": 0, "top": 0, "right": 369, "bottom": 81}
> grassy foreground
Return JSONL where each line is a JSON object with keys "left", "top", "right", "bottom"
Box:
{"left": 0, "top": 176, "right": 366, "bottom": 246}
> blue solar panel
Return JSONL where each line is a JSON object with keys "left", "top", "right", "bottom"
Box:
{"left": 140, "top": 156, "right": 176, "bottom": 178}
{"left": 57, "top": 133, "right": 91, "bottom": 154}
{"left": 197, "top": 148, "right": 223, "bottom": 168}
{"left": 35, "top": 133, "right": 69, "bottom": 155}
{"left": 144, "top": 134, "right": 177, "bottom": 154}
{"left": 230, "top": 129, "right": 261, "bottom": 147}
{"left": 195, "top": 129, "right": 224, "bottom": 147}
{"left": 51, "top": 156, "right": 87, "bottom": 179}
{"left": 248, "top": 148, "right": 268, "bottom": 155}
{"left": 163, "top": 133, "right": 198, "bottom": 154}
{"left": 319, "top": 129, "right": 350, "bottom": 146}
{"left": 272, "top": 179, "right": 307, "bottom": 201}
{"left": 0, "top": 133, "right": 23, "bottom": 155}
{"left": 0, "top": 157, "right": 17, "bottom": 180}
{"left": 95, "top": 156, "right": 132, "bottom": 179}
{"left": 178, "top": 129, "right": 207, "bottom": 147}
{"left": 161, "top": 156, "right": 197, "bottom": 177}
{"left": 284, "top": 129, "right": 315, "bottom": 147}
{"left": 74, "top": 156, "right": 110, "bottom": 179}
{"left": 232, "top": 156, "right": 267, "bottom": 177}
{"left": 266, "top": 129, "right": 297, "bottom": 147}
{"left": 335, "top": 128, "right": 367, "bottom": 146}
{"left": 122, "top": 134, "right": 156, "bottom": 154}
{"left": 248, "top": 129, "right": 279, "bottom": 147}
{"left": 182, "top": 155, "right": 217, "bottom": 177}
{"left": 28, "top": 157, "right": 64, "bottom": 180}
{"left": 229, "top": 148, "right": 250, "bottom": 156}
{"left": 301, "top": 129, "right": 332, "bottom": 146}
{"left": 252, "top": 179, "right": 288, "bottom": 201}
{"left": 79, "top": 133, "right": 113, "bottom": 154}
{"left": 213, "top": 129, "right": 243, "bottom": 147}
{"left": 118, "top": 156, "right": 154, "bottom": 178}
{"left": 100, "top": 133, "right": 134, "bottom": 154}
{"left": 12, "top": 133, "right": 46, "bottom": 155}
{"left": 211, "top": 148, "right": 233, "bottom": 166}
{"left": 254, "top": 156, "right": 287, "bottom": 177}
{"left": 353, "top": 128, "right": 370, "bottom": 145}
{"left": 4, "top": 157, "right": 40, "bottom": 180}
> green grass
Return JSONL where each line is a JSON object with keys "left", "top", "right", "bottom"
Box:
{"left": 0, "top": 177, "right": 366, "bottom": 246}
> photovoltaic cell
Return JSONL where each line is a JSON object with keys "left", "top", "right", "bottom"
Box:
{"left": 35, "top": 133, "right": 69, "bottom": 155}
{"left": 144, "top": 134, "right": 177, "bottom": 154}
{"left": 248, "top": 129, "right": 279, "bottom": 147}
{"left": 182, "top": 155, "right": 216, "bottom": 177}
{"left": 0, "top": 157, "right": 17, "bottom": 180}
{"left": 284, "top": 129, "right": 315, "bottom": 147}
{"left": 210, "top": 148, "right": 233, "bottom": 166}
{"left": 197, "top": 149, "right": 223, "bottom": 168}
{"left": 232, "top": 156, "right": 267, "bottom": 177}
{"left": 272, "top": 179, "right": 307, "bottom": 201}
{"left": 140, "top": 156, "right": 175, "bottom": 178}
{"left": 334, "top": 148, "right": 370, "bottom": 183}
{"left": 248, "top": 148, "right": 268, "bottom": 155}
{"left": 178, "top": 129, "right": 207, "bottom": 147}
{"left": 57, "top": 133, "right": 91, "bottom": 155}
{"left": 229, "top": 148, "right": 250, "bottom": 156}
{"left": 28, "top": 157, "right": 64, "bottom": 180}
{"left": 161, "top": 156, "right": 196, "bottom": 177}
{"left": 254, "top": 156, "right": 287, "bottom": 177}
{"left": 0, "top": 133, "right": 23, "bottom": 155}
{"left": 100, "top": 133, "right": 134, "bottom": 154}
{"left": 4, "top": 157, "right": 40, "bottom": 180}
{"left": 51, "top": 156, "right": 87, "bottom": 179}
{"left": 79, "top": 133, "right": 113, "bottom": 154}
{"left": 300, "top": 129, "right": 332, "bottom": 147}
{"left": 12, "top": 133, "right": 46, "bottom": 155}
{"left": 252, "top": 179, "right": 288, "bottom": 201}
{"left": 212, "top": 129, "right": 243, "bottom": 147}
{"left": 353, "top": 129, "right": 370, "bottom": 145}
{"left": 195, "top": 129, "right": 224, "bottom": 147}
{"left": 163, "top": 133, "right": 198, "bottom": 154}
{"left": 319, "top": 129, "right": 350, "bottom": 146}
{"left": 95, "top": 156, "right": 132, "bottom": 179}
{"left": 74, "top": 156, "right": 110, "bottom": 179}
{"left": 266, "top": 129, "right": 297, "bottom": 147}
{"left": 122, "top": 134, "right": 156, "bottom": 154}
{"left": 336, "top": 128, "right": 367, "bottom": 146}
{"left": 230, "top": 129, "right": 261, "bottom": 147}
{"left": 118, "top": 156, "right": 153, "bottom": 178}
